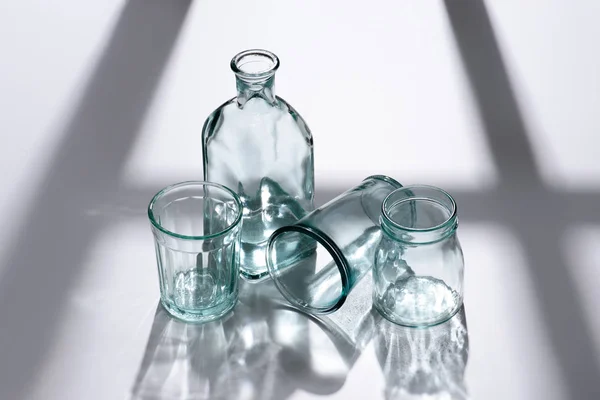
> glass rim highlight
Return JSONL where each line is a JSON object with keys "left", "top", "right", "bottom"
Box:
{"left": 230, "top": 49, "right": 280, "bottom": 78}
{"left": 382, "top": 185, "right": 457, "bottom": 233}
{"left": 266, "top": 224, "right": 351, "bottom": 314}
{"left": 147, "top": 181, "right": 242, "bottom": 241}
{"left": 365, "top": 174, "right": 403, "bottom": 188}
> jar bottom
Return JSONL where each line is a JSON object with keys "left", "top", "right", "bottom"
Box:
{"left": 374, "top": 275, "right": 463, "bottom": 328}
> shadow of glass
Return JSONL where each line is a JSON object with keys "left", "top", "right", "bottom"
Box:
{"left": 444, "top": 1, "right": 600, "bottom": 397}
{"left": 0, "top": 1, "right": 192, "bottom": 399}
{"left": 375, "top": 306, "right": 469, "bottom": 400}
{"left": 131, "top": 275, "right": 376, "bottom": 400}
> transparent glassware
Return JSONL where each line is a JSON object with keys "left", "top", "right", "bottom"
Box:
{"left": 266, "top": 175, "right": 402, "bottom": 314}
{"left": 148, "top": 181, "right": 242, "bottom": 323}
{"left": 373, "top": 185, "right": 464, "bottom": 327}
{"left": 375, "top": 306, "right": 469, "bottom": 400}
{"left": 202, "top": 49, "right": 315, "bottom": 281}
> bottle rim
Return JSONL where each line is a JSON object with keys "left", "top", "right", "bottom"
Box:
{"left": 230, "top": 49, "right": 280, "bottom": 79}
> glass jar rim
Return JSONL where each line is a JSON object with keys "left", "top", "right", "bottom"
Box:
{"left": 266, "top": 224, "right": 351, "bottom": 314}
{"left": 230, "top": 49, "right": 280, "bottom": 78}
{"left": 382, "top": 185, "right": 457, "bottom": 233}
{"left": 147, "top": 181, "right": 242, "bottom": 241}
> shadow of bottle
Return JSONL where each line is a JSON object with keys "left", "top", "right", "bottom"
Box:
{"left": 131, "top": 272, "right": 376, "bottom": 400}
{"left": 374, "top": 306, "right": 469, "bottom": 400}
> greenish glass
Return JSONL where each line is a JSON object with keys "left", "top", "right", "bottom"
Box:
{"left": 373, "top": 185, "right": 464, "bottom": 327}
{"left": 266, "top": 175, "right": 402, "bottom": 314}
{"left": 148, "top": 181, "right": 242, "bottom": 323}
{"left": 202, "top": 49, "right": 315, "bottom": 282}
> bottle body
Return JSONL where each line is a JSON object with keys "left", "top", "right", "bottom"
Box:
{"left": 203, "top": 50, "right": 314, "bottom": 281}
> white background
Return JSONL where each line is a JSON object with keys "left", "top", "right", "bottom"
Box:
{"left": 0, "top": 1, "right": 599, "bottom": 399}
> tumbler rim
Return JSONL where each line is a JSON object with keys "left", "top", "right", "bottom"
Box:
{"left": 266, "top": 224, "right": 351, "bottom": 314}
{"left": 382, "top": 184, "right": 457, "bottom": 233}
{"left": 148, "top": 181, "right": 242, "bottom": 241}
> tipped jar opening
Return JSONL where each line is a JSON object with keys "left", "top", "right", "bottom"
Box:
{"left": 266, "top": 225, "right": 350, "bottom": 314}
{"left": 148, "top": 181, "right": 242, "bottom": 240}
{"left": 382, "top": 185, "right": 457, "bottom": 233}
{"left": 231, "top": 49, "right": 280, "bottom": 79}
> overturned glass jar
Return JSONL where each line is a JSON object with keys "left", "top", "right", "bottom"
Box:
{"left": 266, "top": 175, "right": 402, "bottom": 314}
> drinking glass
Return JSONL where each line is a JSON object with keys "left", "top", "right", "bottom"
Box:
{"left": 148, "top": 181, "right": 242, "bottom": 323}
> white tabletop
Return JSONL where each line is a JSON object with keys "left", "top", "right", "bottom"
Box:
{"left": 1, "top": 1, "right": 599, "bottom": 399}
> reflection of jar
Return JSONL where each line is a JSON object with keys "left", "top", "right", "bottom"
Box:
{"left": 229, "top": 280, "right": 376, "bottom": 397}
{"left": 373, "top": 186, "right": 464, "bottom": 327}
{"left": 374, "top": 307, "right": 469, "bottom": 400}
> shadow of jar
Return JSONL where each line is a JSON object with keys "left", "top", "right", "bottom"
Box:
{"left": 374, "top": 306, "right": 469, "bottom": 400}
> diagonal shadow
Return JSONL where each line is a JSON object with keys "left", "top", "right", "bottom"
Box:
{"left": 444, "top": 1, "right": 600, "bottom": 398}
{"left": 0, "top": 1, "right": 191, "bottom": 399}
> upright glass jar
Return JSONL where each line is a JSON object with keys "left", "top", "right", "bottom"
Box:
{"left": 373, "top": 185, "right": 464, "bottom": 327}
{"left": 202, "top": 49, "right": 315, "bottom": 281}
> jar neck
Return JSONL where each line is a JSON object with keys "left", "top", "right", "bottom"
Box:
{"left": 380, "top": 185, "right": 458, "bottom": 245}
{"left": 235, "top": 75, "right": 277, "bottom": 107}
{"left": 381, "top": 213, "right": 458, "bottom": 244}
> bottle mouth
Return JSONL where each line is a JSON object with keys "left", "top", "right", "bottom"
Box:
{"left": 230, "top": 49, "right": 280, "bottom": 79}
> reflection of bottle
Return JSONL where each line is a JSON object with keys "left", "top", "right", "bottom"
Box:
{"left": 375, "top": 306, "right": 469, "bottom": 400}
{"left": 202, "top": 49, "right": 315, "bottom": 281}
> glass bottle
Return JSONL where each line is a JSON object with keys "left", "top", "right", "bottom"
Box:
{"left": 202, "top": 49, "right": 315, "bottom": 281}
{"left": 266, "top": 175, "right": 402, "bottom": 314}
{"left": 373, "top": 185, "right": 465, "bottom": 327}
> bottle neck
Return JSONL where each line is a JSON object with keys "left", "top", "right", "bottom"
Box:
{"left": 230, "top": 49, "right": 280, "bottom": 108}
{"left": 235, "top": 75, "right": 277, "bottom": 107}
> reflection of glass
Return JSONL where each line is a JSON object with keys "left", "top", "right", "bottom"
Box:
{"left": 375, "top": 306, "right": 469, "bottom": 400}
{"left": 373, "top": 185, "right": 464, "bottom": 327}
{"left": 147, "top": 181, "right": 242, "bottom": 323}
{"left": 131, "top": 277, "right": 376, "bottom": 400}
{"left": 202, "top": 49, "right": 315, "bottom": 282}
{"left": 267, "top": 175, "right": 402, "bottom": 314}
{"left": 131, "top": 305, "right": 231, "bottom": 399}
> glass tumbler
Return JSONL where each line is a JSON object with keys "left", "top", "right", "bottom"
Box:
{"left": 373, "top": 185, "right": 464, "bottom": 327}
{"left": 148, "top": 181, "right": 242, "bottom": 323}
{"left": 266, "top": 175, "right": 402, "bottom": 314}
